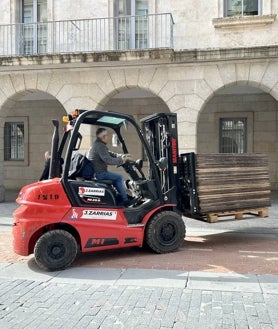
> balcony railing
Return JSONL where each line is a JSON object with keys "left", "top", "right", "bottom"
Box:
{"left": 0, "top": 13, "right": 174, "bottom": 57}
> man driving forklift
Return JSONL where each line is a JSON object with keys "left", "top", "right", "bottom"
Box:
{"left": 88, "top": 127, "right": 134, "bottom": 206}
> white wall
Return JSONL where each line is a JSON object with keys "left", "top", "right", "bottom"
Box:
{"left": 52, "top": 0, "right": 110, "bottom": 21}
{"left": 1, "top": 1, "right": 278, "bottom": 51}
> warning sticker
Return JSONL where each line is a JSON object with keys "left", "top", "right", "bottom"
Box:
{"left": 81, "top": 210, "right": 117, "bottom": 220}
{"left": 78, "top": 187, "right": 105, "bottom": 197}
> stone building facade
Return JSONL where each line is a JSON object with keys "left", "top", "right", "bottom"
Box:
{"left": 1, "top": 0, "right": 278, "bottom": 200}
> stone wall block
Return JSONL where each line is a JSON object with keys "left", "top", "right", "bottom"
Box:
{"left": 269, "top": 82, "right": 278, "bottom": 101}
{"left": 260, "top": 61, "right": 278, "bottom": 92}
{"left": 248, "top": 62, "right": 268, "bottom": 87}
{"left": 184, "top": 94, "right": 205, "bottom": 111}
{"left": 149, "top": 67, "right": 169, "bottom": 95}
{"left": 168, "top": 66, "right": 204, "bottom": 81}
{"left": 124, "top": 68, "right": 139, "bottom": 87}
{"left": 160, "top": 80, "right": 200, "bottom": 103}
{"left": 137, "top": 68, "right": 156, "bottom": 89}
{"left": 24, "top": 72, "right": 38, "bottom": 91}
{"left": 63, "top": 97, "right": 97, "bottom": 113}
{"left": 217, "top": 63, "right": 236, "bottom": 86}
{"left": 166, "top": 95, "right": 185, "bottom": 112}
{"left": 80, "top": 70, "right": 115, "bottom": 96}
{"left": 236, "top": 63, "right": 250, "bottom": 84}
{"left": 158, "top": 81, "right": 178, "bottom": 102}
{"left": 194, "top": 79, "right": 213, "bottom": 101}
{"left": 95, "top": 71, "right": 116, "bottom": 96}
{"left": 58, "top": 83, "right": 105, "bottom": 107}
{"left": 0, "top": 89, "right": 8, "bottom": 108}
{"left": 108, "top": 69, "right": 126, "bottom": 90}
{"left": 204, "top": 65, "right": 224, "bottom": 93}
{"left": 11, "top": 74, "right": 25, "bottom": 93}
{"left": 175, "top": 107, "right": 199, "bottom": 123}
{"left": 0, "top": 75, "right": 16, "bottom": 98}
{"left": 37, "top": 72, "right": 53, "bottom": 92}
{"left": 47, "top": 71, "right": 80, "bottom": 96}
{"left": 56, "top": 84, "right": 73, "bottom": 105}
{"left": 88, "top": 84, "right": 106, "bottom": 104}
{"left": 178, "top": 134, "right": 197, "bottom": 153}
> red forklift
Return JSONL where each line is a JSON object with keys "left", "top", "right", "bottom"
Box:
{"left": 13, "top": 110, "right": 190, "bottom": 271}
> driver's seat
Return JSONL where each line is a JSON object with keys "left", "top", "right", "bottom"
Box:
{"left": 69, "top": 153, "right": 94, "bottom": 180}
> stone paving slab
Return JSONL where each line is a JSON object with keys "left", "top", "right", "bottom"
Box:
{"left": 1, "top": 262, "right": 278, "bottom": 295}
{"left": 258, "top": 274, "right": 278, "bottom": 295}
{"left": 51, "top": 266, "right": 123, "bottom": 286}
{"left": 115, "top": 268, "right": 188, "bottom": 288}
{"left": 187, "top": 271, "right": 261, "bottom": 293}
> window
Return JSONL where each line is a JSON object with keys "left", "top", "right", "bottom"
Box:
{"left": 114, "top": 0, "right": 148, "bottom": 49}
{"left": 21, "top": 0, "right": 47, "bottom": 54}
{"left": 4, "top": 121, "right": 25, "bottom": 161}
{"left": 224, "top": 0, "right": 261, "bottom": 17}
{"left": 219, "top": 118, "right": 247, "bottom": 153}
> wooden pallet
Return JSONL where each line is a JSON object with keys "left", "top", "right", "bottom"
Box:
{"left": 206, "top": 207, "right": 269, "bottom": 223}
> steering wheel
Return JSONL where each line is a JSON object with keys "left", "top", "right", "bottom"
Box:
{"left": 118, "top": 160, "right": 141, "bottom": 180}
{"left": 117, "top": 160, "right": 135, "bottom": 168}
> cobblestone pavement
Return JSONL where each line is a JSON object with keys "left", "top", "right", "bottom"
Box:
{"left": 0, "top": 264, "right": 278, "bottom": 329}
{"left": 1, "top": 196, "right": 278, "bottom": 328}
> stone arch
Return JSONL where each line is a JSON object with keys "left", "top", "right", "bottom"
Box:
{"left": 0, "top": 88, "right": 66, "bottom": 201}
{"left": 170, "top": 60, "right": 278, "bottom": 154}
{"left": 197, "top": 82, "right": 278, "bottom": 189}
{"left": 97, "top": 86, "right": 169, "bottom": 112}
{"left": 94, "top": 87, "right": 171, "bottom": 168}
{"left": 59, "top": 67, "right": 174, "bottom": 112}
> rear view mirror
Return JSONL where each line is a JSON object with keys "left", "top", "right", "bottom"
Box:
{"left": 123, "top": 120, "right": 128, "bottom": 131}
{"left": 73, "top": 132, "right": 82, "bottom": 151}
{"left": 112, "top": 133, "right": 120, "bottom": 147}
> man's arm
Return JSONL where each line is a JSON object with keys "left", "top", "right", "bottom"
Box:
{"left": 98, "top": 143, "right": 123, "bottom": 166}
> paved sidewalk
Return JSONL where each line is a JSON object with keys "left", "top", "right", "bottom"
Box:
{"left": 0, "top": 263, "right": 278, "bottom": 329}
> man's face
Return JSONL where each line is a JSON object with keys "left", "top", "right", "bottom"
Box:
{"left": 102, "top": 133, "right": 109, "bottom": 144}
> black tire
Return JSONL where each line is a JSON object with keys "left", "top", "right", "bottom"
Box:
{"left": 34, "top": 229, "right": 78, "bottom": 271}
{"left": 145, "top": 211, "right": 185, "bottom": 254}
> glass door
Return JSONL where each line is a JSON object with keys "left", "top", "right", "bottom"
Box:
{"left": 22, "top": 0, "right": 47, "bottom": 54}
{"left": 115, "top": 0, "right": 148, "bottom": 50}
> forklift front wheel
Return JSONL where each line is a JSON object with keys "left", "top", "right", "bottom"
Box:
{"left": 34, "top": 229, "right": 78, "bottom": 271}
{"left": 145, "top": 211, "right": 185, "bottom": 254}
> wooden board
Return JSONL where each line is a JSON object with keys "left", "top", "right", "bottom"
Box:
{"left": 195, "top": 154, "right": 271, "bottom": 214}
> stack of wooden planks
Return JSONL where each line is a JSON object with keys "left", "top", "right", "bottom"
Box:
{"left": 195, "top": 154, "right": 271, "bottom": 215}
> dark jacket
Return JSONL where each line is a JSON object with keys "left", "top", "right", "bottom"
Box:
{"left": 39, "top": 158, "right": 50, "bottom": 180}
{"left": 88, "top": 138, "right": 123, "bottom": 173}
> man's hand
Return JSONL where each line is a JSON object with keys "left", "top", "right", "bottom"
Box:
{"left": 121, "top": 154, "right": 133, "bottom": 162}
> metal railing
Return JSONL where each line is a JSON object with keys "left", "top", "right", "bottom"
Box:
{"left": 0, "top": 13, "right": 174, "bottom": 57}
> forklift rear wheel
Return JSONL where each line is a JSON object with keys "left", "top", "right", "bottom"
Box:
{"left": 145, "top": 211, "right": 185, "bottom": 253}
{"left": 34, "top": 229, "right": 78, "bottom": 271}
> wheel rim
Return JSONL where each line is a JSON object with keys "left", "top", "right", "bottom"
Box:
{"left": 159, "top": 223, "right": 177, "bottom": 244}
{"left": 47, "top": 243, "right": 66, "bottom": 260}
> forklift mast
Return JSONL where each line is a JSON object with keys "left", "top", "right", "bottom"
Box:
{"left": 141, "top": 113, "right": 181, "bottom": 209}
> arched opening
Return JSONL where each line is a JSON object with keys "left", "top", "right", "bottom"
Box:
{"left": 1, "top": 91, "right": 66, "bottom": 200}
{"left": 197, "top": 85, "right": 278, "bottom": 189}
{"left": 103, "top": 88, "right": 169, "bottom": 115}
{"left": 94, "top": 88, "right": 170, "bottom": 176}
